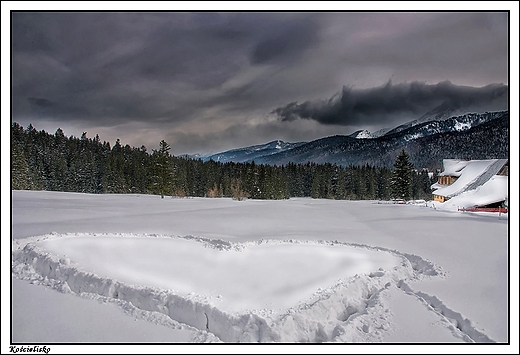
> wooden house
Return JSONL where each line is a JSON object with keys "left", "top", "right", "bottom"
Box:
{"left": 431, "top": 159, "right": 508, "bottom": 206}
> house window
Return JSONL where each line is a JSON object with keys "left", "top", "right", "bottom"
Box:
{"left": 439, "top": 176, "right": 457, "bottom": 185}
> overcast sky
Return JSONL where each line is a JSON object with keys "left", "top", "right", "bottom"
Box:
{"left": 9, "top": 10, "right": 511, "bottom": 155}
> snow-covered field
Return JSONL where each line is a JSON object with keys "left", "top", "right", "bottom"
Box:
{"left": 6, "top": 190, "right": 519, "bottom": 352}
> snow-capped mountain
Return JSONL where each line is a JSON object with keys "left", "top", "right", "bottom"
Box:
{"left": 357, "top": 106, "right": 506, "bottom": 139}
{"left": 192, "top": 111, "right": 508, "bottom": 168}
{"left": 197, "top": 140, "right": 306, "bottom": 163}
{"left": 348, "top": 130, "right": 375, "bottom": 139}
{"left": 383, "top": 111, "right": 507, "bottom": 141}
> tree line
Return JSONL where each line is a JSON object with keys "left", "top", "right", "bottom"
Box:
{"left": 11, "top": 123, "right": 434, "bottom": 200}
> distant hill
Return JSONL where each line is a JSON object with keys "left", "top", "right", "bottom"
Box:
{"left": 195, "top": 111, "right": 508, "bottom": 170}
{"left": 196, "top": 140, "right": 306, "bottom": 163}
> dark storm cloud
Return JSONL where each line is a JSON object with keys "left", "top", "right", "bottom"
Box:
{"left": 272, "top": 81, "right": 509, "bottom": 126}
{"left": 11, "top": 12, "right": 322, "bottom": 126}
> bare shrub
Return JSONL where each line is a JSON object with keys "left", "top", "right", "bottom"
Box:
{"left": 207, "top": 183, "right": 222, "bottom": 198}
{"left": 231, "top": 178, "right": 248, "bottom": 201}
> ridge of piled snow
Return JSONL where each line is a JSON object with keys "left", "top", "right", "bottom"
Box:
{"left": 397, "top": 281, "right": 494, "bottom": 343}
{"left": 12, "top": 233, "right": 446, "bottom": 343}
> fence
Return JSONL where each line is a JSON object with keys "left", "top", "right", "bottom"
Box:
{"left": 458, "top": 207, "right": 508, "bottom": 213}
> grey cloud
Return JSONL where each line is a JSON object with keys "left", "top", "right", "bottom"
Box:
{"left": 272, "top": 81, "right": 508, "bottom": 126}
{"left": 24, "top": 95, "right": 92, "bottom": 121}
{"left": 12, "top": 12, "right": 288, "bottom": 125}
{"left": 28, "top": 97, "right": 56, "bottom": 108}
{"left": 250, "top": 20, "right": 320, "bottom": 65}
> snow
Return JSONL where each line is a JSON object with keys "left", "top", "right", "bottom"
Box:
{"left": 351, "top": 130, "right": 374, "bottom": 139}
{"left": 6, "top": 191, "right": 518, "bottom": 352}
{"left": 454, "top": 121, "right": 471, "bottom": 131}
{"left": 439, "top": 159, "right": 471, "bottom": 177}
{"left": 377, "top": 284, "right": 466, "bottom": 342}
{"left": 404, "top": 133, "right": 423, "bottom": 141}
{"left": 35, "top": 235, "right": 403, "bottom": 313}
{"left": 11, "top": 278, "right": 198, "bottom": 343}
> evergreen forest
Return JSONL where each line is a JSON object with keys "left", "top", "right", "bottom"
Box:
{"left": 11, "top": 123, "right": 435, "bottom": 201}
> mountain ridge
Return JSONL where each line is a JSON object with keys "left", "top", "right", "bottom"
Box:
{"left": 199, "top": 139, "right": 306, "bottom": 163}
{"left": 191, "top": 111, "right": 508, "bottom": 169}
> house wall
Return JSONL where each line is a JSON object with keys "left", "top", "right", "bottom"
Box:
{"left": 433, "top": 194, "right": 446, "bottom": 203}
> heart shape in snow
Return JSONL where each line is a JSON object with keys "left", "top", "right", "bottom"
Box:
{"left": 36, "top": 234, "right": 403, "bottom": 313}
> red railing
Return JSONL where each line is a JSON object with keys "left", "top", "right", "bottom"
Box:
{"left": 459, "top": 207, "right": 508, "bottom": 213}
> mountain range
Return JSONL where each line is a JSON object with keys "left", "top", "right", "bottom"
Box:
{"left": 197, "top": 140, "right": 306, "bottom": 164}
{"left": 193, "top": 111, "right": 509, "bottom": 170}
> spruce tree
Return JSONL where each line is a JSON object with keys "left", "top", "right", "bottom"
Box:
{"left": 151, "top": 140, "right": 174, "bottom": 198}
{"left": 104, "top": 138, "right": 128, "bottom": 193}
{"left": 391, "top": 149, "right": 414, "bottom": 201}
{"left": 11, "top": 143, "right": 33, "bottom": 190}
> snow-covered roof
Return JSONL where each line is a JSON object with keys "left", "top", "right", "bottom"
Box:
{"left": 432, "top": 159, "right": 508, "bottom": 199}
{"left": 439, "top": 159, "right": 470, "bottom": 177}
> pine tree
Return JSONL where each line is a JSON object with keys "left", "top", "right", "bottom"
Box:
{"left": 411, "top": 169, "right": 433, "bottom": 200}
{"left": 171, "top": 157, "right": 188, "bottom": 197}
{"left": 104, "top": 139, "right": 128, "bottom": 193}
{"left": 391, "top": 149, "right": 414, "bottom": 201}
{"left": 12, "top": 122, "right": 436, "bottom": 202}
{"left": 375, "top": 167, "right": 392, "bottom": 200}
{"left": 11, "top": 142, "right": 33, "bottom": 190}
{"left": 151, "top": 140, "right": 174, "bottom": 198}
